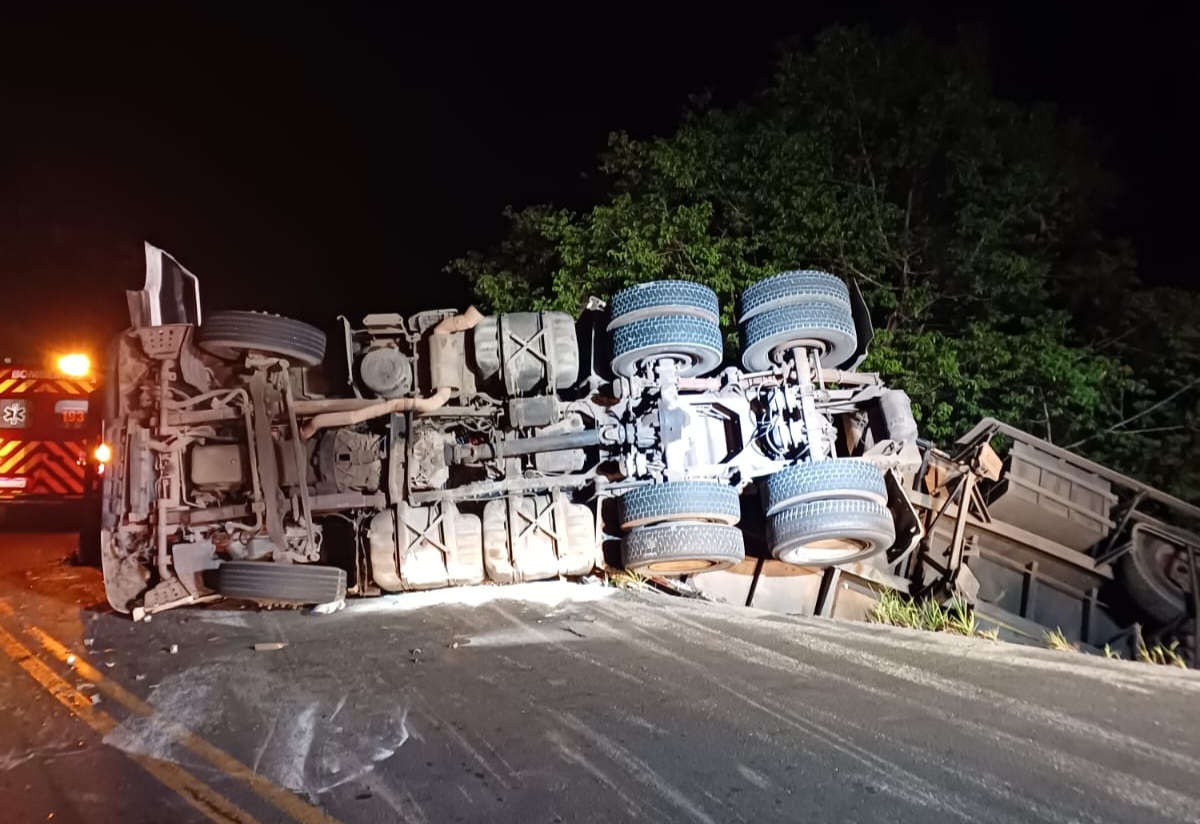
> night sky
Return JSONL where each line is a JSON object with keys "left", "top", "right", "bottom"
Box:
{"left": 0, "top": 5, "right": 1191, "bottom": 359}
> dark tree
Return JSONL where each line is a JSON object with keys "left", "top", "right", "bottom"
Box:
{"left": 451, "top": 25, "right": 1198, "bottom": 498}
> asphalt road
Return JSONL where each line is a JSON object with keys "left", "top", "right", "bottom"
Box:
{"left": 1, "top": 527, "right": 1199, "bottom": 824}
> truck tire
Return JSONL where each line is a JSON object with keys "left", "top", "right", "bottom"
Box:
{"left": 740, "top": 302, "right": 856, "bottom": 371}
{"left": 619, "top": 482, "right": 741, "bottom": 529}
{"left": 199, "top": 311, "right": 327, "bottom": 367}
{"left": 608, "top": 281, "right": 720, "bottom": 330}
{"left": 622, "top": 522, "right": 745, "bottom": 575}
{"left": 739, "top": 270, "right": 851, "bottom": 323}
{"left": 763, "top": 459, "right": 888, "bottom": 516}
{"left": 768, "top": 498, "right": 895, "bottom": 566}
{"left": 214, "top": 561, "right": 347, "bottom": 604}
{"left": 610, "top": 315, "right": 723, "bottom": 378}
{"left": 1117, "top": 540, "right": 1189, "bottom": 625}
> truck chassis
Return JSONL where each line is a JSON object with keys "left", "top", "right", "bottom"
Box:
{"left": 98, "top": 246, "right": 923, "bottom": 618}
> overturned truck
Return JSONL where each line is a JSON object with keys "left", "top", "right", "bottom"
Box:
{"left": 97, "top": 245, "right": 924, "bottom": 617}
{"left": 97, "top": 245, "right": 1197, "bottom": 664}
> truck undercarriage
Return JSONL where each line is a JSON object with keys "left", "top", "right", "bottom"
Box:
{"left": 99, "top": 246, "right": 923, "bottom": 619}
{"left": 96, "top": 245, "right": 1198, "bottom": 665}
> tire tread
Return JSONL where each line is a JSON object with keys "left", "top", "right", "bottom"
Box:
{"left": 619, "top": 482, "right": 741, "bottom": 528}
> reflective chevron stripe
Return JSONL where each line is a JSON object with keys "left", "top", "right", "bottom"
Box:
{"left": 0, "top": 369, "right": 96, "bottom": 395}
{"left": 0, "top": 438, "right": 86, "bottom": 496}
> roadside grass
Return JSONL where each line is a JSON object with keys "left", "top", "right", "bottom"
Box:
{"left": 1138, "top": 641, "right": 1188, "bottom": 669}
{"left": 1043, "top": 628, "right": 1079, "bottom": 652}
{"left": 946, "top": 597, "right": 979, "bottom": 636}
{"left": 1053, "top": 633, "right": 1189, "bottom": 669}
{"left": 870, "top": 590, "right": 995, "bottom": 640}
{"left": 871, "top": 588, "right": 921, "bottom": 628}
{"left": 873, "top": 604, "right": 1190, "bottom": 669}
{"left": 606, "top": 569, "right": 651, "bottom": 590}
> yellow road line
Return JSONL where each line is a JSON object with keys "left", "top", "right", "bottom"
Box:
{"left": 0, "top": 622, "right": 260, "bottom": 824}
{"left": 27, "top": 625, "right": 343, "bottom": 824}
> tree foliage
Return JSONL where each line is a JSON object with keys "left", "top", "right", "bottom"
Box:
{"left": 450, "top": 25, "right": 1198, "bottom": 500}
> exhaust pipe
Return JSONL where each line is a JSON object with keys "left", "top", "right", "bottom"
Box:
{"left": 300, "top": 306, "right": 484, "bottom": 439}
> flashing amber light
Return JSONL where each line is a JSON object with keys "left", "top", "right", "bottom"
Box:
{"left": 94, "top": 443, "right": 112, "bottom": 464}
{"left": 57, "top": 353, "right": 91, "bottom": 377}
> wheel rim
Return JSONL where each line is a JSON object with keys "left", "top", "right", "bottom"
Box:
{"left": 611, "top": 343, "right": 722, "bottom": 378}
{"left": 769, "top": 338, "right": 829, "bottom": 365}
{"left": 635, "top": 557, "right": 736, "bottom": 575}
{"left": 1155, "top": 544, "right": 1192, "bottom": 592}
{"left": 776, "top": 537, "right": 873, "bottom": 566}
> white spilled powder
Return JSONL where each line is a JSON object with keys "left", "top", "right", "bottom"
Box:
{"left": 276, "top": 703, "right": 319, "bottom": 792}
{"left": 546, "top": 728, "right": 647, "bottom": 819}
{"left": 101, "top": 655, "right": 415, "bottom": 802}
{"left": 191, "top": 611, "right": 251, "bottom": 628}
{"left": 103, "top": 668, "right": 219, "bottom": 760}
{"left": 342, "top": 580, "right": 614, "bottom": 614}
{"left": 0, "top": 741, "right": 81, "bottom": 772}
{"left": 551, "top": 709, "right": 720, "bottom": 824}
{"left": 735, "top": 764, "right": 773, "bottom": 791}
{"left": 457, "top": 626, "right": 550, "bottom": 648}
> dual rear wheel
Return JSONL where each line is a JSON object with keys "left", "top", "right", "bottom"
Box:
{"left": 608, "top": 269, "right": 861, "bottom": 378}
{"left": 616, "top": 462, "right": 895, "bottom": 575}
{"left": 739, "top": 270, "right": 858, "bottom": 370}
{"left": 763, "top": 459, "right": 895, "bottom": 566}
{"left": 608, "top": 281, "right": 724, "bottom": 378}
{"left": 618, "top": 482, "right": 745, "bottom": 575}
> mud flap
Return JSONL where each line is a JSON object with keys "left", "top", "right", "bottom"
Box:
{"left": 840, "top": 279, "right": 875, "bottom": 371}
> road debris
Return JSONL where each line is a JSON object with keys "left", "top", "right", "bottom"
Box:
{"left": 168, "top": 644, "right": 178, "bottom": 654}
{"left": 253, "top": 642, "right": 287, "bottom": 651}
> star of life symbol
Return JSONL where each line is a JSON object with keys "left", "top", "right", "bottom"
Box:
{"left": 2, "top": 401, "right": 26, "bottom": 426}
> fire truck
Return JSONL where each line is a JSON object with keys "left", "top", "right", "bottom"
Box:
{"left": 0, "top": 354, "right": 100, "bottom": 505}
